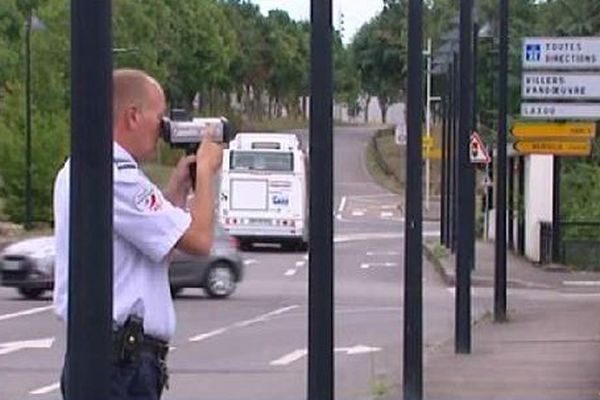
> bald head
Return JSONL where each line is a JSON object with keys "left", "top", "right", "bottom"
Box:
{"left": 113, "top": 69, "right": 164, "bottom": 125}
{"left": 112, "top": 69, "right": 167, "bottom": 161}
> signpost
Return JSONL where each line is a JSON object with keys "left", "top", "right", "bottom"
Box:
{"left": 514, "top": 140, "right": 592, "bottom": 156}
{"left": 521, "top": 103, "right": 600, "bottom": 120}
{"left": 523, "top": 37, "right": 600, "bottom": 70}
{"left": 470, "top": 132, "right": 491, "bottom": 164}
{"left": 512, "top": 122, "right": 596, "bottom": 139}
{"left": 522, "top": 72, "right": 600, "bottom": 100}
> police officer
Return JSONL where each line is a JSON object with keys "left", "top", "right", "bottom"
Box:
{"left": 53, "top": 68, "right": 223, "bottom": 399}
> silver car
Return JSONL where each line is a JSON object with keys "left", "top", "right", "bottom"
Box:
{"left": 0, "top": 225, "right": 244, "bottom": 300}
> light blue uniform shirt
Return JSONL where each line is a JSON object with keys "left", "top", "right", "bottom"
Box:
{"left": 53, "top": 142, "right": 191, "bottom": 341}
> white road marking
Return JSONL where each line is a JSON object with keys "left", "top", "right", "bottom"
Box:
{"left": 295, "top": 261, "right": 305, "bottom": 267}
{"left": 352, "top": 210, "right": 365, "bottom": 217}
{"left": 360, "top": 262, "right": 398, "bottom": 269}
{"left": 0, "top": 337, "right": 54, "bottom": 356}
{"left": 338, "top": 196, "right": 347, "bottom": 214}
{"left": 366, "top": 251, "right": 400, "bottom": 256}
{"left": 271, "top": 345, "right": 381, "bottom": 366}
{"left": 334, "top": 231, "right": 439, "bottom": 243}
{"left": 0, "top": 305, "right": 53, "bottom": 322}
{"left": 189, "top": 305, "right": 300, "bottom": 343}
{"left": 381, "top": 205, "right": 397, "bottom": 210}
{"left": 270, "top": 349, "right": 308, "bottom": 366}
{"left": 563, "top": 281, "right": 600, "bottom": 287}
{"left": 380, "top": 212, "right": 394, "bottom": 218}
{"left": 285, "top": 269, "right": 297, "bottom": 276}
{"left": 243, "top": 259, "right": 258, "bottom": 266}
{"left": 30, "top": 382, "right": 60, "bottom": 395}
{"left": 303, "top": 254, "right": 309, "bottom": 260}
{"left": 189, "top": 328, "right": 228, "bottom": 342}
{"left": 234, "top": 305, "right": 299, "bottom": 328}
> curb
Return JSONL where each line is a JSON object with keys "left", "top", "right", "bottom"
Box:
{"left": 422, "top": 242, "right": 555, "bottom": 290}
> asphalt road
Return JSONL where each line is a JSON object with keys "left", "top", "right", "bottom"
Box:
{"left": 0, "top": 126, "right": 448, "bottom": 400}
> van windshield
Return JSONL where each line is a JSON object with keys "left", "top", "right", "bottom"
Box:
{"left": 230, "top": 151, "right": 294, "bottom": 172}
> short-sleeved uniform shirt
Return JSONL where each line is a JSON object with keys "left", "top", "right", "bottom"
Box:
{"left": 53, "top": 142, "right": 191, "bottom": 341}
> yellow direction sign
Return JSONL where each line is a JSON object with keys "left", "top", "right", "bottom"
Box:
{"left": 512, "top": 122, "right": 596, "bottom": 139}
{"left": 423, "top": 148, "right": 442, "bottom": 160}
{"left": 514, "top": 140, "right": 592, "bottom": 156}
{"left": 422, "top": 136, "right": 435, "bottom": 149}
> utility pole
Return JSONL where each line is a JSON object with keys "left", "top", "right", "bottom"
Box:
{"left": 494, "top": 0, "right": 508, "bottom": 322}
{"left": 456, "top": 0, "right": 474, "bottom": 354}
{"left": 403, "top": 0, "right": 424, "bottom": 398}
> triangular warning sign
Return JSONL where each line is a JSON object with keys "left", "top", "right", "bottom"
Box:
{"left": 470, "top": 132, "right": 491, "bottom": 164}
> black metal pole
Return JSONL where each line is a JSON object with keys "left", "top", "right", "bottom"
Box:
{"left": 455, "top": 0, "right": 474, "bottom": 354}
{"left": 494, "top": 0, "right": 508, "bottom": 322}
{"left": 472, "top": 23, "right": 478, "bottom": 133}
{"left": 441, "top": 91, "right": 447, "bottom": 247}
{"left": 508, "top": 157, "right": 515, "bottom": 250}
{"left": 308, "top": 1, "right": 333, "bottom": 399}
{"left": 451, "top": 55, "right": 459, "bottom": 253}
{"left": 518, "top": 156, "right": 526, "bottom": 255}
{"left": 552, "top": 156, "right": 561, "bottom": 262}
{"left": 403, "top": 0, "right": 423, "bottom": 398}
{"left": 67, "top": 1, "right": 113, "bottom": 399}
{"left": 445, "top": 67, "right": 453, "bottom": 248}
{"left": 24, "top": 10, "right": 32, "bottom": 230}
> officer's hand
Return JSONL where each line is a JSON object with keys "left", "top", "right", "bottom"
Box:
{"left": 169, "top": 155, "right": 196, "bottom": 190}
{"left": 196, "top": 126, "right": 223, "bottom": 177}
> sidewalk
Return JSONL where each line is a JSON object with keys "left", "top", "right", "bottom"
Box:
{"left": 420, "top": 239, "right": 600, "bottom": 399}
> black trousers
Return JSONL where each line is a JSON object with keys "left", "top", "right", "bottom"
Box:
{"left": 61, "top": 350, "right": 164, "bottom": 400}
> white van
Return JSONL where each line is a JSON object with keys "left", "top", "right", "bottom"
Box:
{"left": 219, "top": 133, "right": 308, "bottom": 250}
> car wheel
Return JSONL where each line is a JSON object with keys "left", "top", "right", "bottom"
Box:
{"left": 204, "top": 262, "right": 236, "bottom": 299}
{"left": 18, "top": 287, "right": 45, "bottom": 300}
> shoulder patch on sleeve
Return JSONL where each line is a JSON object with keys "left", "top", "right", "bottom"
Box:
{"left": 134, "top": 186, "right": 164, "bottom": 212}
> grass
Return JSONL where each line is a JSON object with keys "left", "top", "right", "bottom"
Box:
{"left": 364, "top": 138, "right": 403, "bottom": 195}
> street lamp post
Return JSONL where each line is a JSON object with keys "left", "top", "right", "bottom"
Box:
{"left": 24, "top": 9, "right": 33, "bottom": 230}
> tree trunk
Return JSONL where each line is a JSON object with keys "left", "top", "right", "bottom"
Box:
{"left": 378, "top": 97, "right": 388, "bottom": 124}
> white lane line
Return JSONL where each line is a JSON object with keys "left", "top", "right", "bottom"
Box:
{"left": 0, "top": 306, "right": 53, "bottom": 322}
{"left": 352, "top": 210, "right": 365, "bottom": 217}
{"left": 244, "top": 259, "right": 258, "bottom": 266}
{"left": 270, "top": 349, "right": 308, "bottom": 366}
{"left": 0, "top": 337, "right": 54, "bottom": 356}
{"left": 30, "top": 382, "right": 60, "bottom": 395}
{"left": 189, "top": 305, "right": 300, "bottom": 342}
{"left": 234, "top": 305, "right": 299, "bottom": 328}
{"left": 334, "top": 231, "right": 440, "bottom": 243}
{"left": 284, "top": 269, "right": 297, "bottom": 276}
{"left": 381, "top": 205, "right": 397, "bottom": 210}
{"left": 295, "top": 261, "right": 305, "bottom": 267}
{"left": 380, "top": 212, "right": 394, "bottom": 218}
{"left": 189, "top": 328, "right": 228, "bottom": 342}
{"left": 303, "top": 254, "right": 309, "bottom": 260}
{"left": 563, "top": 281, "right": 600, "bottom": 287}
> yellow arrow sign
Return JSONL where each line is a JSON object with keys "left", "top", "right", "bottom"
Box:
{"left": 514, "top": 140, "right": 592, "bottom": 156}
{"left": 512, "top": 122, "right": 596, "bottom": 139}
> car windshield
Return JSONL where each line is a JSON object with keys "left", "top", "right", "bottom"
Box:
{"left": 230, "top": 151, "right": 293, "bottom": 172}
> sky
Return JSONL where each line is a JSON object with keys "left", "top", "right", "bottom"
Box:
{"left": 251, "top": 0, "right": 384, "bottom": 44}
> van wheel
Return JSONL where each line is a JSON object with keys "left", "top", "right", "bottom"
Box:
{"left": 18, "top": 287, "right": 45, "bottom": 300}
{"left": 204, "top": 262, "right": 236, "bottom": 298}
